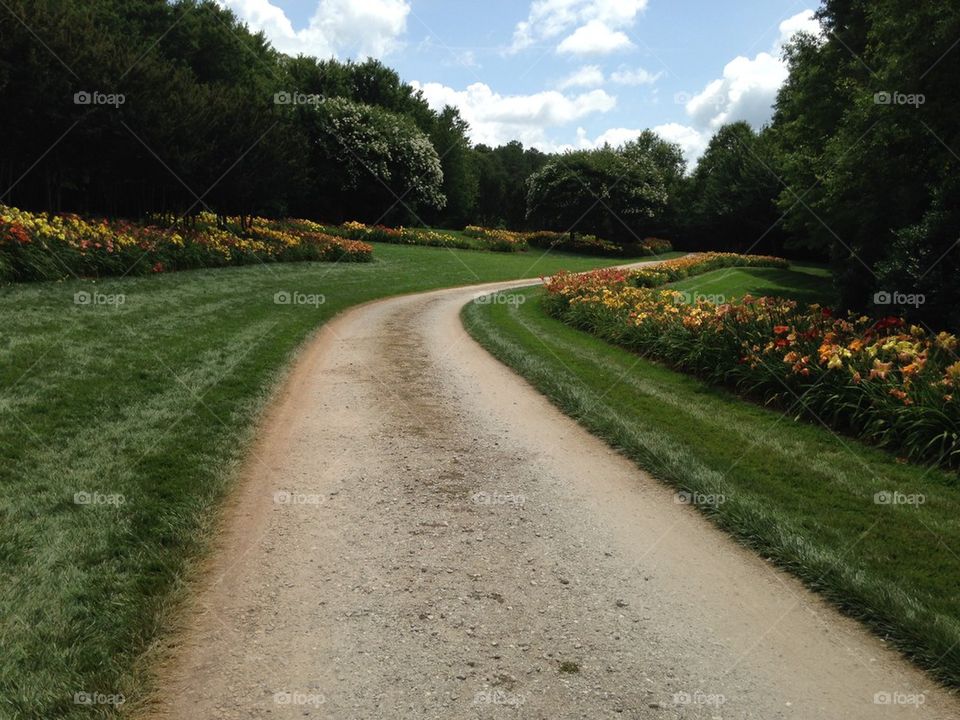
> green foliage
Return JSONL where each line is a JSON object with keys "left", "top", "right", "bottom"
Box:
{"left": 622, "top": 130, "right": 687, "bottom": 235}
{"left": 685, "top": 122, "right": 786, "bottom": 255}
{"left": 0, "top": 0, "right": 302, "bottom": 217}
{"left": 473, "top": 141, "right": 551, "bottom": 229}
{"left": 768, "top": 0, "right": 960, "bottom": 324}
{"left": 427, "top": 106, "right": 478, "bottom": 227}
{"left": 5, "top": 0, "right": 959, "bottom": 323}
{"left": 525, "top": 144, "right": 670, "bottom": 245}
{"left": 308, "top": 98, "right": 446, "bottom": 223}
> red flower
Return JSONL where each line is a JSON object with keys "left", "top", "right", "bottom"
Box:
{"left": 152, "top": 261, "right": 165, "bottom": 273}
{"left": 0, "top": 221, "right": 31, "bottom": 245}
{"left": 876, "top": 316, "right": 904, "bottom": 330}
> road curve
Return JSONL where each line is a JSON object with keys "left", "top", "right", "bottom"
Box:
{"left": 144, "top": 276, "right": 959, "bottom": 719}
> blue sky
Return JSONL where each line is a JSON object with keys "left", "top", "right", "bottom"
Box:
{"left": 218, "top": 0, "right": 821, "bottom": 162}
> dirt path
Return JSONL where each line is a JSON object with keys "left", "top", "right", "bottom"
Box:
{"left": 146, "top": 277, "right": 958, "bottom": 719}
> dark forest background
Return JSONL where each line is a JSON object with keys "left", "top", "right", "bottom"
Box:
{"left": 1, "top": 0, "right": 959, "bottom": 324}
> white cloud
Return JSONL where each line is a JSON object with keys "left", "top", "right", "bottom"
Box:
{"left": 588, "top": 127, "right": 644, "bottom": 147}
{"left": 651, "top": 123, "right": 710, "bottom": 161}
{"left": 410, "top": 80, "right": 617, "bottom": 148}
{"left": 657, "top": 9, "right": 820, "bottom": 165}
{"left": 566, "top": 123, "right": 707, "bottom": 162}
{"left": 455, "top": 50, "right": 479, "bottom": 68}
{"left": 609, "top": 66, "right": 662, "bottom": 85}
{"left": 685, "top": 52, "right": 788, "bottom": 131}
{"left": 777, "top": 9, "right": 821, "bottom": 47}
{"left": 558, "top": 63, "right": 661, "bottom": 89}
{"left": 557, "top": 19, "right": 633, "bottom": 54}
{"left": 510, "top": 0, "right": 648, "bottom": 54}
{"left": 683, "top": 9, "right": 821, "bottom": 133}
{"left": 559, "top": 65, "right": 606, "bottom": 89}
{"left": 217, "top": 0, "right": 410, "bottom": 58}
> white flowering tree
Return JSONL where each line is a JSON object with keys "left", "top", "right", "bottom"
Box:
{"left": 311, "top": 98, "right": 446, "bottom": 223}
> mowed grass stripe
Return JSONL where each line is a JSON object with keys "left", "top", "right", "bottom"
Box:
{"left": 2, "top": 320, "right": 282, "bottom": 710}
{"left": 462, "top": 287, "right": 960, "bottom": 687}
{"left": 666, "top": 262, "right": 838, "bottom": 305}
{"left": 1, "top": 243, "right": 676, "bottom": 719}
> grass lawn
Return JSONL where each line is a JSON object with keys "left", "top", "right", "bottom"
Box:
{"left": 667, "top": 261, "right": 837, "bottom": 305}
{"left": 0, "top": 243, "right": 675, "bottom": 719}
{"left": 462, "top": 285, "right": 960, "bottom": 688}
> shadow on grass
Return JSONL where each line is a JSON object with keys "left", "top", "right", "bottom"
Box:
{"left": 669, "top": 266, "right": 837, "bottom": 306}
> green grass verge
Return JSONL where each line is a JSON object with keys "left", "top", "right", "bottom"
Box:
{"left": 462, "top": 286, "right": 960, "bottom": 688}
{"left": 666, "top": 262, "right": 837, "bottom": 305}
{"left": 0, "top": 243, "right": 679, "bottom": 719}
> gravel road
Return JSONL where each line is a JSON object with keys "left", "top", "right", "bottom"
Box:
{"left": 144, "top": 277, "right": 959, "bottom": 719}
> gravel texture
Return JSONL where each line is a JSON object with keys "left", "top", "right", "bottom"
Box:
{"left": 144, "top": 278, "right": 958, "bottom": 719}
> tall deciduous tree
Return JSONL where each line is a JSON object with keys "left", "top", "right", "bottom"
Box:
{"left": 525, "top": 145, "right": 669, "bottom": 244}
{"left": 685, "top": 122, "right": 785, "bottom": 254}
{"left": 427, "top": 106, "right": 477, "bottom": 228}
{"left": 770, "top": 0, "right": 960, "bottom": 325}
{"left": 308, "top": 98, "right": 446, "bottom": 224}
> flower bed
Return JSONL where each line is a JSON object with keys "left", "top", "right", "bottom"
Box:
{"left": 544, "top": 256, "right": 960, "bottom": 468}
{"left": 524, "top": 230, "right": 673, "bottom": 256}
{"left": 340, "top": 221, "right": 472, "bottom": 249}
{"left": 467, "top": 225, "right": 675, "bottom": 256}
{"left": 626, "top": 252, "right": 789, "bottom": 287}
{"left": 462, "top": 225, "right": 528, "bottom": 252}
{"left": 0, "top": 206, "right": 372, "bottom": 281}
{"left": 641, "top": 237, "right": 673, "bottom": 255}
{"left": 523, "top": 229, "right": 624, "bottom": 256}
{"left": 339, "top": 221, "right": 674, "bottom": 257}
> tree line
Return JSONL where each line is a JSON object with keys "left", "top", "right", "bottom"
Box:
{"left": 0, "top": 0, "right": 550, "bottom": 231}
{"left": 1, "top": 0, "right": 958, "bottom": 324}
